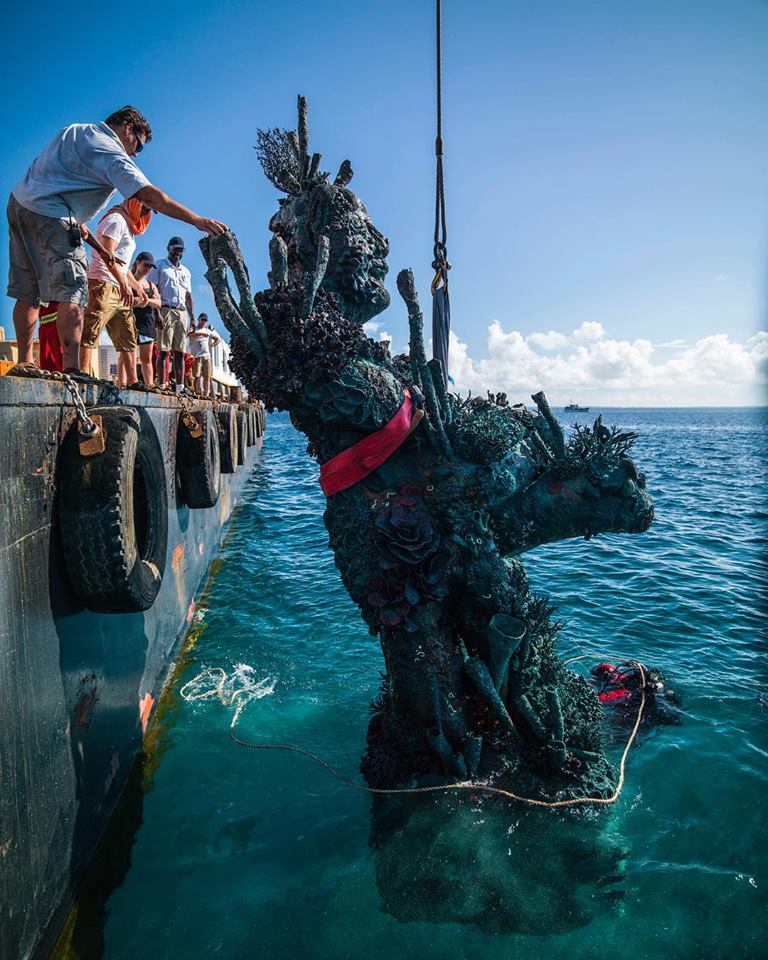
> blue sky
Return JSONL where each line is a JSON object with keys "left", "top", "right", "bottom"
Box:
{"left": 2, "top": 0, "right": 766, "bottom": 404}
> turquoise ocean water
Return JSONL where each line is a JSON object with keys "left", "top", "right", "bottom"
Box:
{"left": 97, "top": 408, "right": 766, "bottom": 960}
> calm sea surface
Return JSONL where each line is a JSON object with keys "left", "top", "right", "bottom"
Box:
{"left": 99, "top": 408, "right": 767, "bottom": 960}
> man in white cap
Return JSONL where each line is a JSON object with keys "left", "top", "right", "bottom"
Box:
{"left": 188, "top": 313, "right": 221, "bottom": 396}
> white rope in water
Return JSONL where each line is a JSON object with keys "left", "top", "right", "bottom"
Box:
{"left": 180, "top": 665, "right": 275, "bottom": 727}
{"left": 180, "top": 659, "right": 646, "bottom": 809}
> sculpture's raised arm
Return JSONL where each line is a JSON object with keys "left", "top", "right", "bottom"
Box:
{"left": 396, "top": 268, "right": 452, "bottom": 456}
{"left": 200, "top": 231, "right": 268, "bottom": 361}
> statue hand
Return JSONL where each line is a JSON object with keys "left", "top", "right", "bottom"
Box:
{"left": 396, "top": 268, "right": 419, "bottom": 308}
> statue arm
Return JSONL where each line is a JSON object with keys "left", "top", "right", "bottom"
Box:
{"left": 199, "top": 231, "right": 268, "bottom": 362}
{"left": 396, "top": 269, "right": 453, "bottom": 457}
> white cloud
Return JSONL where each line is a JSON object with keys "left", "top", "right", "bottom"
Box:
{"left": 747, "top": 331, "right": 768, "bottom": 366}
{"left": 362, "top": 320, "right": 381, "bottom": 336}
{"left": 446, "top": 323, "right": 767, "bottom": 406}
{"left": 572, "top": 321, "right": 605, "bottom": 343}
{"left": 527, "top": 330, "right": 570, "bottom": 351}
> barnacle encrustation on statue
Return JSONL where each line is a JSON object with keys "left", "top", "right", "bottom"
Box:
{"left": 202, "top": 95, "right": 655, "bottom": 807}
{"left": 304, "top": 360, "right": 404, "bottom": 430}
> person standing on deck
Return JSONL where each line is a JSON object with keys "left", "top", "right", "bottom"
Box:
{"left": 79, "top": 198, "right": 151, "bottom": 385}
{"left": 188, "top": 313, "right": 221, "bottom": 396}
{"left": 151, "top": 237, "right": 195, "bottom": 392}
{"left": 131, "top": 252, "right": 161, "bottom": 387}
{"left": 7, "top": 105, "right": 227, "bottom": 373}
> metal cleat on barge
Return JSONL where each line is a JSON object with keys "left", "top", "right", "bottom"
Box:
{"left": 0, "top": 366, "right": 265, "bottom": 960}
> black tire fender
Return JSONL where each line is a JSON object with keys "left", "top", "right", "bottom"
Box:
{"left": 177, "top": 407, "right": 221, "bottom": 508}
{"left": 239, "top": 402, "right": 255, "bottom": 446}
{"left": 235, "top": 409, "right": 247, "bottom": 465}
{"left": 216, "top": 403, "right": 238, "bottom": 474}
{"left": 58, "top": 406, "right": 168, "bottom": 613}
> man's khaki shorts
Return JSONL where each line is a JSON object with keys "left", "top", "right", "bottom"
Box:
{"left": 158, "top": 306, "right": 188, "bottom": 353}
{"left": 192, "top": 355, "right": 211, "bottom": 378}
{"left": 81, "top": 279, "right": 137, "bottom": 351}
{"left": 6, "top": 193, "right": 89, "bottom": 307}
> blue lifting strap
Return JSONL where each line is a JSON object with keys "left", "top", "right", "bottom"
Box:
{"left": 432, "top": 279, "right": 450, "bottom": 387}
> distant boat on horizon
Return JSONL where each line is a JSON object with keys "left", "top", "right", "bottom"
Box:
{"left": 564, "top": 402, "right": 590, "bottom": 412}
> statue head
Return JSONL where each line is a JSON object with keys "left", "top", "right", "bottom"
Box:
{"left": 257, "top": 96, "right": 390, "bottom": 325}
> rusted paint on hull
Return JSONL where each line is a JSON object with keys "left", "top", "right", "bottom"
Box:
{"left": 0, "top": 376, "right": 263, "bottom": 960}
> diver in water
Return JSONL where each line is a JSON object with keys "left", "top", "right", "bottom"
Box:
{"left": 590, "top": 660, "right": 681, "bottom": 727}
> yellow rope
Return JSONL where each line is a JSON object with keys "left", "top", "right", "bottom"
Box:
{"left": 181, "top": 660, "right": 646, "bottom": 810}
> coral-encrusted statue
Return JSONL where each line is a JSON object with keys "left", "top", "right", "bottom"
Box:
{"left": 201, "top": 97, "right": 653, "bottom": 802}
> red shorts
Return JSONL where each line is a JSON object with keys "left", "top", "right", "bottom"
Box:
{"left": 39, "top": 307, "right": 62, "bottom": 372}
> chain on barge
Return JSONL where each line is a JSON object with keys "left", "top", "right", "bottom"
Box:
{"left": 0, "top": 370, "right": 265, "bottom": 960}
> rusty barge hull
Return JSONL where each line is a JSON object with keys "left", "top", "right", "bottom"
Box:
{"left": 0, "top": 376, "right": 263, "bottom": 960}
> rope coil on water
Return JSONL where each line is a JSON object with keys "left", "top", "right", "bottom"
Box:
{"left": 181, "top": 659, "right": 647, "bottom": 809}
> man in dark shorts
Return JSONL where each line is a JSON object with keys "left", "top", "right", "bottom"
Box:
{"left": 7, "top": 105, "right": 227, "bottom": 372}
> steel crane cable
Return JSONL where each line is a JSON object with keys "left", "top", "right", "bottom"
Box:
{"left": 431, "top": 0, "right": 451, "bottom": 386}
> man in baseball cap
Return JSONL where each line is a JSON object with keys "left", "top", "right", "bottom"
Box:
{"left": 188, "top": 310, "right": 221, "bottom": 396}
{"left": 132, "top": 250, "right": 161, "bottom": 386}
{"left": 149, "top": 237, "right": 194, "bottom": 391}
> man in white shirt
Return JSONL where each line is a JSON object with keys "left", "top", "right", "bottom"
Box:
{"left": 7, "top": 105, "right": 227, "bottom": 372}
{"left": 150, "top": 237, "right": 196, "bottom": 391}
{"left": 188, "top": 313, "right": 222, "bottom": 396}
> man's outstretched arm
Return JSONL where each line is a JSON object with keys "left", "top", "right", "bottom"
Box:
{"left": 133, "top": 185, "right": 227, "bottom": 236}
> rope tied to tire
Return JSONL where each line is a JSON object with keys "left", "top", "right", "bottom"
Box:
{"left": 58, "top": 404, "right": 169, "bottom": 613}
{"left": 176, "top": 405, "right": 222, "bottom": 508}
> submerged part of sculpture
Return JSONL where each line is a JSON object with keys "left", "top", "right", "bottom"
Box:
{"left": 370, "top": 793, "right": 628, "bottom": 933}
{"left": 201, "top": 97, "right": 653, "bottom": 802}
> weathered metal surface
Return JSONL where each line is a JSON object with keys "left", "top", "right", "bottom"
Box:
{"left": 0, "top": 376, "right": 262, "bottom": 960}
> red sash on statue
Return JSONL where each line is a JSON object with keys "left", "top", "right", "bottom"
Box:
{"left": 319, "top": 388, "right": 423, "bottom": 497}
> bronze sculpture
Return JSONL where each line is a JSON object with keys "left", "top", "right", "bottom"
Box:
{"left": 201, "top": 97, "right": 654, "bottom": 803}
